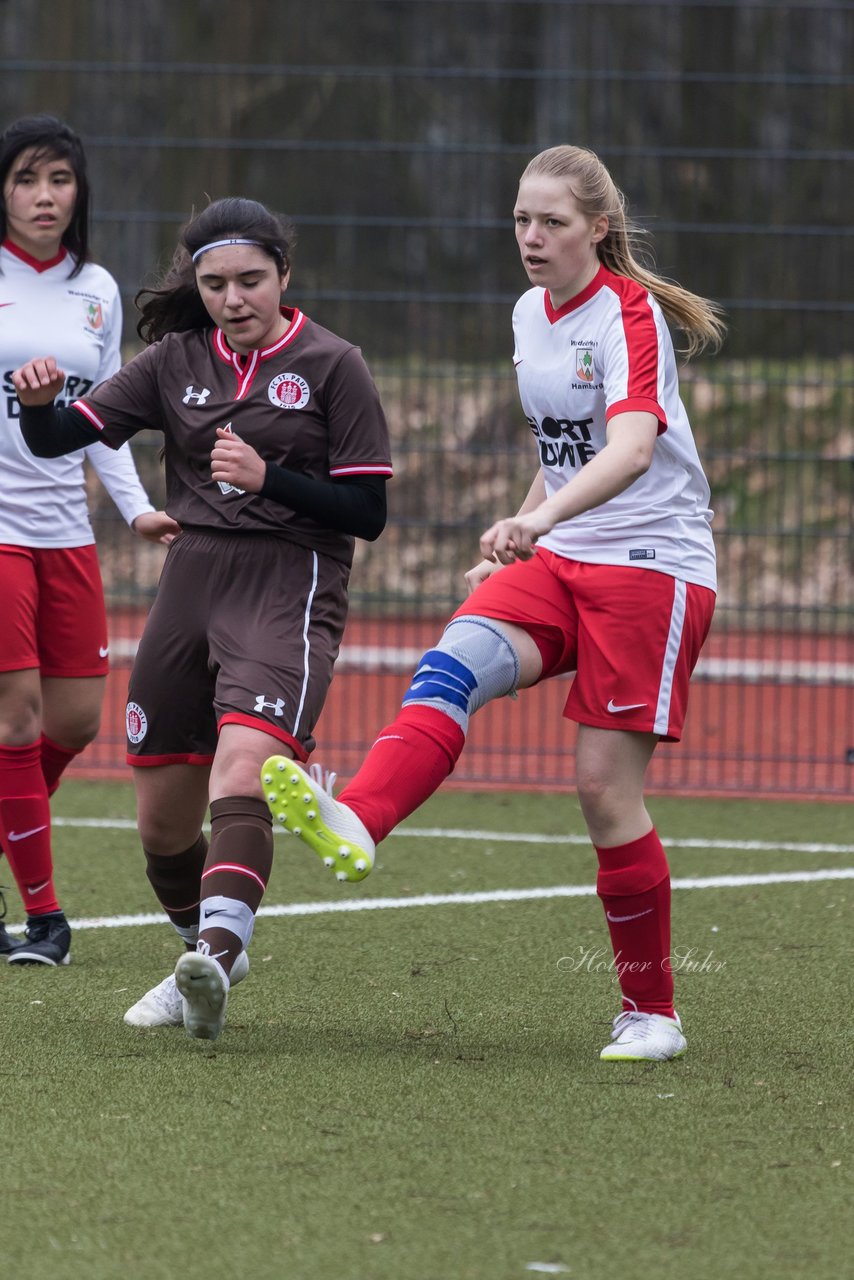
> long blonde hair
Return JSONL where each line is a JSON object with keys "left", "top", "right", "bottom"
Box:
{"left": 521, "top": 145, "right": 726, "bottom": 358}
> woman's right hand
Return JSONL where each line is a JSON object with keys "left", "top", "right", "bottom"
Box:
{"left": 11, "top": 358, "right": 66, "bottom": 406}
{"left": 464, "top": 557, "right": 500, "bottom": 594}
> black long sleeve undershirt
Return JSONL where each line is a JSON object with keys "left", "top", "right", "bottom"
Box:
{"left": 259, "top": 461, "right": 386, "bottom": 540}
{"left": 18, "top": 401, "right": 388, "bottom": 542}
{"left": 19, "top": 401, "right": 101, "bottom": 456}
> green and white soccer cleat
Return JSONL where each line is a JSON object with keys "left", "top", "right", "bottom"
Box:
{"left": 261, "top": 756, "right": 375, "bottom": 882}
{"left": 599, "top": 1010, "right": 687, "bottom": 1061}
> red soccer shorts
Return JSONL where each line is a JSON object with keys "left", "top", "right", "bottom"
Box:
{"left": 0, "top": 544, "right": 110, "bottom": 678}
{"left": 455, "top": 548, "right": 715, "bottom": 741}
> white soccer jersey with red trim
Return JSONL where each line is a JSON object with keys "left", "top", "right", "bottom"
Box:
{"left": 0, "top": 241, "right": 154, "bottom": 547}
{"left": 513, "top": 265, "right": 716, "bottom": 591}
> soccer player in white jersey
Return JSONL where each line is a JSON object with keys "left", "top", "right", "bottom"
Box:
{"left": 0, "top": 115, "right": 178, "bottom": 965}
{"left": 261, "top": 144, "right": 726, "bottom": 1062}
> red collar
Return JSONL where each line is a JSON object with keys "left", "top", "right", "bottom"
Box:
{"left": 212, "top": 307, "right": 306, "bottom": 366}
{"left": 544, "top": 264, "right": 608, "bottom": 323}
{"left": 2, "top": 238, "right": 69, "bottom": 273}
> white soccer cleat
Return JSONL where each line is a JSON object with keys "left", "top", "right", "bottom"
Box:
{"left": 599, "top": 1010, "right": 687, "bottom": 1061}
{"left": 174, "top": 951, "right": 232, "bottom": 1041}
{"left": 123, "top": 949, "right": 250, "bottom": 1028}
{"left": 261, "top": 756, "right": 375, "bottom": 883}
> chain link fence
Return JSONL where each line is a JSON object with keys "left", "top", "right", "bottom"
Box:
{"left": 2, "top": 0, "right": 851, "bottom": 797}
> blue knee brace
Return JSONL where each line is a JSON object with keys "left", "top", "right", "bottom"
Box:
{"left": 401, "top": 616, "right": 521, "bottom": 732}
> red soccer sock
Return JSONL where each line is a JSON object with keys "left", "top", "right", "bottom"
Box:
{"left": 340, "top": 705, "right": 465, "bottom": 844}
{"left": 595, "top": 828, "right": 675, "bottom": 1018}
{"left": 40, "top": 735, "right": 81, "bottom": 798}
{"left": 0, "top": 741, "right": 59, "bottom": 916}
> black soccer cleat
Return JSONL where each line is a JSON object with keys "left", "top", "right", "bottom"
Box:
{"left": 0, "top": 888, "right": 24, "bottom": 957}
{"left": 7, "top": 910, "right": 71, "bottom": 966}
{"left": 0, "top": 920, "right": 25, "bottom": 956}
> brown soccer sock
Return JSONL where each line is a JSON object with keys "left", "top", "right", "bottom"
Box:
{"left": 196, "top": 796, "right": 273, "bottom": 975}
{"left": 143, "top": 834, "right": 208, "bottom": 947}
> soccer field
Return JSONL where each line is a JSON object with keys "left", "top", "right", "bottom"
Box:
{"left": 2, "top": 781, "right": 851, "bottom": 1280}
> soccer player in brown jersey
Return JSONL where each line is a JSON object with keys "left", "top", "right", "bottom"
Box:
{"left": 13, "top": 196, "right": 392, "bottom": 1040}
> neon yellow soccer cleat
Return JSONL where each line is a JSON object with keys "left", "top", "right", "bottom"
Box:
{"left": 261, "top": 756, "right": 375, "bottom": 883}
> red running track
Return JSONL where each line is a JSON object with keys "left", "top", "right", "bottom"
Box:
{"left": 68, "top": 612, "right": 854, "bottom": 802}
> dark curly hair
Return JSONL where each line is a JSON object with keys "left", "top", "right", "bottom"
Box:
{"left": 136, "top": 197, "right": 296, "bottom": 343}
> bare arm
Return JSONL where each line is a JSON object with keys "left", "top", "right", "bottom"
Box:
{"left": 480, "top": 411, "right": 658, "bottom": 564}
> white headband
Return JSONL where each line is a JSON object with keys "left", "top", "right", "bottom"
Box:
{"left": 191, "top": 238, "right": 263, "bottom": 264}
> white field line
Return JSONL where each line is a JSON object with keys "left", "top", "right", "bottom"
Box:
{"left": 49, "top": 869, "right": 854, "bottom": 934}
{"left": 52, "top": 816, "right": 854, "bottom": 856}
{"left": 46, "top": 815, "right": 854, "bottom": 934}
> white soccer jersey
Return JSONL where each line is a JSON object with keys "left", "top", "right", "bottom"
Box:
{"left": 513, "top": 264, "right": 716, "bottom": 591}
{"left": 0, "top": 240, "right": 154, "bottom": 547}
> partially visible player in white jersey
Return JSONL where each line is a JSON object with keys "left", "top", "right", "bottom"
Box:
{"left": 0, "top": 115, "right": 178, "bottom": 965}
{"left": 257, "top": 145, "right": 727, "bottom": 1064}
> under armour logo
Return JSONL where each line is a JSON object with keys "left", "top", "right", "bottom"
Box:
{"left": 183, "top": 385, "right": 211, "bottom": 405}
{"left": 254, "top": 695, "right": 285, "bottom": 716}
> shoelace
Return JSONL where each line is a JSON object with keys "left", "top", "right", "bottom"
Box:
{"left": 610, "top": 1011, "right": 654, "bottom": 1041}
{"left": 308, "top": 762, "right": 337, "bottom": 795}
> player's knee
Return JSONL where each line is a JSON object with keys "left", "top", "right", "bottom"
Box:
{"left": 138, "top": 811, "right": 200, "bottom": 855}
{"left": 0, "top": 685, "right": 41, "bottom": 745}
{"left": 576, "top": 762, "right": 642, "bottom": 841}
{"left": 51, "top": 716, "right": 101, "bottom": 752}
{"left": 401, "top": 617, "right": 520, "bottom": 732}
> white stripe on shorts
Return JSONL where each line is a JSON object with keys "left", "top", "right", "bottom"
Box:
{"left": 292, "top": 551, "right": 320, "bottom": 736}
{"left": 653, "top": 578, "right": 687, "bottom": 736}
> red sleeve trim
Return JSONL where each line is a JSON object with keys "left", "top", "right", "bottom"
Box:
{"left": 329, "top": 464, "right": 394, "bottom": 477}
{"left": 218, "top": 713, "right": 309, "bottom": 763}
{"left": 606, "top": 396, "right": 668, "bottom": 434}
{"left": 72, "top": 400, "right": 107, "bottom": 431}
{"left": 614, "top": 279, "right": 661, "bottom": 406}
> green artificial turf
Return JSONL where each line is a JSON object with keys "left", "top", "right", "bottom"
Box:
{"left": 1, "top": 782, "right": 851, "bottom": 1280}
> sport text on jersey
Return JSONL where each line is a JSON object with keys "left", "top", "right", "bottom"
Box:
{"left": 527, "top": 415, "right": 597, "bottom": 469}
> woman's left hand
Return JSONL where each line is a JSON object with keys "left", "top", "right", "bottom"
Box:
{"left": 132, "top": 511, "right": 182, "bottom": 545}
{"left": 211, "top": 427, "right": 267, "bottom": 493}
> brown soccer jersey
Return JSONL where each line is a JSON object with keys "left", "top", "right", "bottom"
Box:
{"left": 72, "top": 308, "right": 392, "bottom": 565}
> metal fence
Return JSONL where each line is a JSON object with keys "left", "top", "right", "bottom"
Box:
{"left": 2, "top": 0, "right": 852, "bottom": 798}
